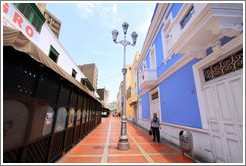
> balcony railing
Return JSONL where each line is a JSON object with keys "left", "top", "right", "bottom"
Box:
{"left": 139, "top": 69, "right": 157, "bottom": 89}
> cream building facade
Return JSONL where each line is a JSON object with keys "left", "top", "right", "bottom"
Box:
{"left": 116, "top": 81, "right": 123, "bottom": 114}
{"left": 78, "top": 63, "right": 98, "bottom": 91}
{"left": 97, "top": 88, "right": 109, "bottom": 109}
{"left": 43, "top": 9, "right": 62, "bottom": 39}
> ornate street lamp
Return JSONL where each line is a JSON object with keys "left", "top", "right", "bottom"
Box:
{"left": 112, "top": 22, "right": 138, "bottom": 150}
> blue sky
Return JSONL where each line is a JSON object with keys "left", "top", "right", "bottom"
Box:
{"left": 46, "top": 2, "right": 156, "bottom": 103}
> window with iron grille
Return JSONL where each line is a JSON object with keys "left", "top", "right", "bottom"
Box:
{"left": 13, "top": 3, "right": 45, "bottom": 32}
{"left": 152, "top": 92, "right": 159, "bottom": 100}
{"left": 203, "top": 49, "right": 243, "bottom": 82}
{"left": 180, "top": 5, "right": 194, "bottom": 29}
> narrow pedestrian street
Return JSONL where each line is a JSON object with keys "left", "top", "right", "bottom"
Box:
{"left": 56, "top": 117, "right": 193, "bottom": 163}
{"left": 2, "top": 2, "right": 244, "bottom": 164}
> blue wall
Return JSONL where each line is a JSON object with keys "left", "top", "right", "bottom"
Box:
{"left": 153, "top": 25, "right": 164, "bottom": 76}
{"left": 206, "top": 36, "right": 235, "bottom": 56}
{"left": 138, "top": 3, "right": 185, "bottom": 94}
{"left": 140, "top": 92, "right": 151, "bottom": 120}
{"left": 146, "top": 53, "right": 150, "bottom": 68}
{"left": 159, "top": 53, "right": 185, "bottom": 77}
{"left": 166, "top": 3, "right": 184, "bottom": 19}
{"left": 145, "top": 22, "right": 185, "bottom": 78}
{"left": 138, "top": 70, "right": 144, "bottom": 94}
{"left": 221, "top": 36, "right": 235, "bottom": 46}
{"left": 159, "top": 58, "right": 202, "bottom": 128}
{"left": 137, "top": 3, "right": 203, "bottom": 128}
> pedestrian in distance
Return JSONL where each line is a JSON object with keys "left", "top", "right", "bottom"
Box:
{"left": 150, "top": 113, "right": 161, "bottom": 143}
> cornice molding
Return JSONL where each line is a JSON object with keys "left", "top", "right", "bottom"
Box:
{"left": 136, "top": 3, "right": 169, "bottom": 69}
{"left": 139, "top": 55, "right": 194, "bottom": 98}
{"left": 212, "top": 23, "right": 243, "bottom": 37}
{"left": 185, "top": 47, "right": 207, "bottom": 59}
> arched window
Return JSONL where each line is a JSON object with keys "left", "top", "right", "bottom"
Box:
{"left": 3, "top": 100, "right": 29, "bottom": 152}
{"left": 68, "top": 108, "right": 75, "bottom": 128}
{"left": 42, "top": 106, "right": 54, "bottom": 136}
{"left": 55, "top": 107, "right": 67, "bottom": 133}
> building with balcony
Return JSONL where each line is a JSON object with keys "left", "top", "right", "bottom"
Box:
{"left": 136, "top": 3, "right": 243, "bottom": 163}
{"left": 43, "top": 9, "right": 61, "bottom": 39}
{"left": 126, "top": 51, "right": 140, "bottom": 123}
{"left": 3, "top": 3, "right": 103, "bottom": 162}
{"left": 123, "top": 65, "right": 132, "bottom": 119}
{"left": 2, "top": 3, "right": 99, "bottom": 97}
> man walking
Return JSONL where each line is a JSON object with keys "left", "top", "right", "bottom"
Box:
{"left": 150, "top": 113, "right": 161, "bottom": 143}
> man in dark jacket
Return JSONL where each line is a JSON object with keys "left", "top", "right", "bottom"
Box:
{"left": 150, "top": 113, "right": 161, "bottom": 143}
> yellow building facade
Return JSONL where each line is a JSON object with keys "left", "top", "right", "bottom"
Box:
{"left": 126, "top": 51, "right": 139, "bottom": 123}
{"left": 125, "top": 65, "right": 132, "bottom": 117}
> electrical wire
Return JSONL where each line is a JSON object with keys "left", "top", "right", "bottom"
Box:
{"left": 99, "top": 72, "right": 122, "bottom": 81}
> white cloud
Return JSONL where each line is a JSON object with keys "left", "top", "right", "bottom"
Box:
{"left": 92, "top": 51, "right": 113, "bottom": 56}
{"left": 76, "top": 3, "right": 95, "bottom": 20}
{"left": 100, "top": 3, "right": 118, "bottom": 19}
{"left": 75, "top": 3, "right": 122, "bottom": 30}
{"left": 112, "top": 4, "right": 118, "bottom": 13}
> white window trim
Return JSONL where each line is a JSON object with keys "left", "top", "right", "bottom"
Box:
{"left": 192, "top": 33, "right": 243, "bottom": 130}
{"left": 138, "top": 99, "right": 142, "bottom": 119}
{"left": 149, "top": 44, "right": 157, "bottom": 70}
{"left": 138, "top": 70, "right": 141, "bottom": 90}
{"left": 149, "top": 86, "right": 162, "bottom": 122}
{"left": 161, "top": 3, "right": 195, "bottom": 65}
{"left": 161, "top": 9, "right": 175, "bottom": 61}
{"left": 143, "top": 60, "right": 147, "bottom": 69}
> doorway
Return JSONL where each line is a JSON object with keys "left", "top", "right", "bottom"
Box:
{"left": 150, "top": 88, "right": 161, "bottom": 121}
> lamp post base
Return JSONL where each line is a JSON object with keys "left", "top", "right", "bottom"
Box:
{"left": 118, "top": 116, "right": 130, "bottom": 150}
{"left": 118, "top": 138, "right": 130, "bottom": 150}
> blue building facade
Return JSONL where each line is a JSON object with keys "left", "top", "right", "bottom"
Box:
{"left": 136, "top": 3, "right": 243, "bottom": 163}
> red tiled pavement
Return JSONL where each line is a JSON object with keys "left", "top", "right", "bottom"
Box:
{"left": 134, "top": 136, "right": 156, "bottom": 143}
{"left": 56, "top": 116, "right": 194, "bottom": 163}
{"left": 66, "top": 145, "right": 105, "bottom": 155}
{"left": 57, "top": 157, "right": 102, "bottom": 163}
{"left": 108, "top": 144, "right": 141, "bottom": 155}
{"left": 107, "top": 156, "right": 148, "bottom": 163}
{"left": 79, "top": 137, "right": 107, "bottom": 144}
{"left": 150, "top": 154, "right": 193, "bottom": 163}
{"left": 141, "top": 143, "right": 179, "bottom": 154}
